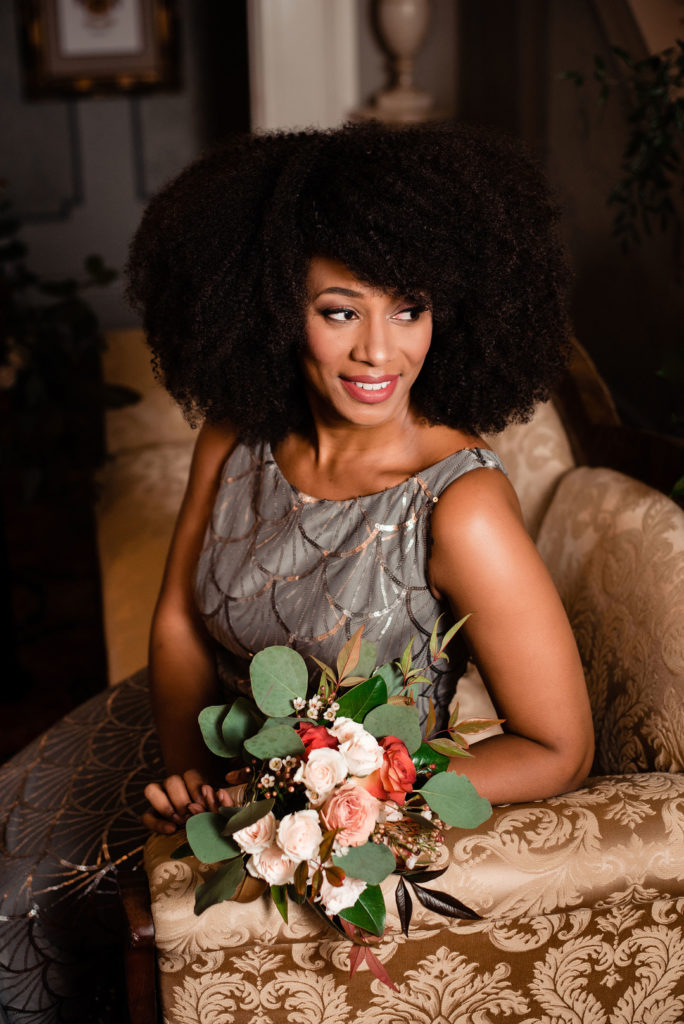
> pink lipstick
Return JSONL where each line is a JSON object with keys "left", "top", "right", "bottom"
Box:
{"left": 340, "top": 374, "right": 399, "bottom": 404}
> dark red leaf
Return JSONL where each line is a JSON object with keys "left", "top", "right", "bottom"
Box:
{"left": 365, "top": 947, "right": 399, "bottom": 991}
{"left": 395, "top": 876, "right": 413, "bottom": 937}
{"left": 409, "top": 881, "right": 481, "bottom": 920}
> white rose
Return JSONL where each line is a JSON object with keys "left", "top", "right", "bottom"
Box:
{"left": 246, "top": 844, "right": 296, "bottom": 886}
{"left": 378, "top": 801, "right": 403, "bottom": 823}
{"left": 277, "top": 810, "right": 323, "bottom": 862}
{"left": 330, "top": 718, "right": 383, "bottom": 777}
{"left": 232, "top": 811, "right": 277, "bottom": 854}
{"left": 318, "top": 874, "right": 367, "bottom": 916}
{"left": 294, "top": 747, "right": 348, "bottom": 805}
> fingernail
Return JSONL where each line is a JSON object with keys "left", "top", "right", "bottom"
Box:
{"left": 171, "top": 813, "right": 186, "bottom": 825}
{"left": 202, "top": 785, "right": 213, "bottom": 801}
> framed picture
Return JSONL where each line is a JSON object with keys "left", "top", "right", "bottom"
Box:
{"left": 18, "top": 0, "right": 180, "bottom": 98}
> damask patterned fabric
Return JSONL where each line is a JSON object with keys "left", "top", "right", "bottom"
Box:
{"left": 146, "top": 773, "right": 684, "bottom": 1023}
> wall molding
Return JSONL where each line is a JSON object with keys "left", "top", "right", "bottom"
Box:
{"left": 247, "top": 0, "right": 360, "bottom": 131}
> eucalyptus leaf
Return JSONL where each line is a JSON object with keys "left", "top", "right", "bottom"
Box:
{"left": 222, "top": 798, "right": 275, "bottom": 837}
{"left": 220, "top": 697, "right": 262, "bottom": 756}
{"left": 376, "top": 662, "right": 404, "bottom": 697}
{"left": 250, "top": 646, "right": 308, "bottom": 716}
{"left": 417, "top": 772, "right": 492, "bottom": 829}
{"left": 332, "top": 840, "right": 396, "bottom": 884}
{"left": 335, "top": 675, "right": 387, "bottom": 723}
{"left": 243, "top": 723, "right": 305, "bottom": 760}
{"left": 198, "top": 704, "right": 232, "bottom": 757}
{"left": 186, "top": 812, "right": 241, "bottom": 864}
{"left": 338, "top": 884, "right": 386, "bottom": 936}
{"left": 194, "top": 857, "right": 246, "bottom": 915}
{"left": 363, "top": 704, "right": 422, "bottom": 754}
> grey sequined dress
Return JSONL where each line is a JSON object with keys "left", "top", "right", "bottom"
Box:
{"left": 0, "top": 441, "right": 504, "bottom": 1023}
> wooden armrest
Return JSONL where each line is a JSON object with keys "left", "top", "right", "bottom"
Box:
{"left": 118, "top": 866, "right": 159, "bottom": 1024}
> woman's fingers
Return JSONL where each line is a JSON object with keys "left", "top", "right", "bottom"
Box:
{"left": 182, "top": 769, "right": 207, "bottom": 806}
{"left": 217, "top": 782, "right": 248, "bottom": 807}
{"left": 141, "top": 808, "right": 178, "bottom": 835}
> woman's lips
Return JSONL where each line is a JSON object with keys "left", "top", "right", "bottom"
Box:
{"left": 340, "top": 375, "right": 399, "bottom": 404}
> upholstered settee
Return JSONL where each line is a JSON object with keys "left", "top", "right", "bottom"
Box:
{"left": 115, "top": 342, "right": 684, "bottom": 1023}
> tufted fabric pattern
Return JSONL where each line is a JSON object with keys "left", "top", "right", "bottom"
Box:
{"left": 537, "top": 467, "right": 684, "bottom": 775}
{"left": 146, "top": 772, "right": 684, "bottom": 1022}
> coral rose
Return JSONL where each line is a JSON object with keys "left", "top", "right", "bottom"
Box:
{"left": 359, "top": 736, "right": 416, "bottom": 805}
{"left": 296, "top": 722, "right": 339, "bottom": 759}
{"left": 320, "top": 782, "right": 380, "bottom": 847}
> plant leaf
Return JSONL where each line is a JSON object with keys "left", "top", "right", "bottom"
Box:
{"left": 453, "top": 717, "right": 504, "bottom": 735}
{"left": 332, "top": 840, "right": 396, "bottom": 884}
{"left": 198, "top": 704, "right": 232, "bottom": 757}
{"left": 222, "top": 798, "right": 275, "bottom": 836}
{"left": 427, "top": 737, "right": 472, "bottom": 759}
{"left": 318, "top": 828, "right": 339, "bottom": 863}
{"left": 429, "top": 613, "right": 443, "bottom": 661}
{"left": 403, "top": 809, "right": 440, "bottom": 831}
{"left": 220, "top": 697, "right": 262, "bottom": 756}
{"left": 250, "top": 646, "right": 308, "bottom": 716}
{"left": 363, "top": 946, "right": 398, "bottom": 991}
{"left": 243, "top": 723, "right": 305, "bottom": 760}
{"left": 348, "top": 942, "right": 365, "bottom": 978}
{"left": 194, "top": 857, "right": 245, "bottom": 915}
{"left": 376, "top": 662, "right": 405, "bottom": 697}
{"left": 408, "top": 880, "right": 481, "bottom": 921}
{"left": 325, "top": 865, "right": 345, "bottom": 887}
{"left": 336, "top": 625, "right": 365, "bottom": 681}
{"left": 398, "top": 636, "right": 415, "bottom": 678}
{"left": 417, "top": 772, "right": 492, "bottom": 829}
{"left": 271, "top": 884, "right": 288, "bottom": 923}
{"left": 437, "top": 614, "right": 471, "bottom": 659}
{"left": 425, "top": 698, "right": 436, "bottom": 740}
{"left": 412, "top": 741, "right": 449, "bottom": 776}
{"left": 335, "top": 675, "right": 388, "bottom": 723}
{"left": 170, "top": 842, "right": 192, "bottom": 860}
{"left": 294, "top": 859, "right": 308, "bottom": 897}
{"left": 363, "top": 704, "right": 422, "bottom": 754}
{"left": 186, "top": 812, "right": 241, "bottom": 864}
{"left": 356, "top": 639, "right": 378, "bottom": 679}
{"left": 395, "top": 876, "right": 413, "bottom": 936}
{"left": 338, "top": 884, "right": 386, "bottom": 936}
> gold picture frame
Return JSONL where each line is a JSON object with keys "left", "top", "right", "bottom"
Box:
{"left": 18, "top": 0, "right": 179, "bottom": 98}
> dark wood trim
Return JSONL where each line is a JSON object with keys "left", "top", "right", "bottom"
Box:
{"left": 118, "top": 867, "right": 159, "bottom": 1024}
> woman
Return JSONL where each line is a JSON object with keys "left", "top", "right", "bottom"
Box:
{"left": 0, "top": 121, "right": 593, "bottom": 1023}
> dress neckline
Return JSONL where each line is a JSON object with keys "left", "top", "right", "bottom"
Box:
{"left": 264, "top": 440, "right": 495, "bottom": 504}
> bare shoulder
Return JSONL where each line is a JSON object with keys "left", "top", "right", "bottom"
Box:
{"left": 187, "top": 418, "right": 238, "bottom": 492}
{"left": 431, "top": 461, "right": 523, "bottom": 538}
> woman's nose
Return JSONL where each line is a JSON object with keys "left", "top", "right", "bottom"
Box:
{"left": 351, "top": 316, "right": 394, "bottom": 365}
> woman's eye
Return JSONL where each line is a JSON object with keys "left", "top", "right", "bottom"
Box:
{"left": 393, "top": 306, "right": 424, "bottom": 322}
{"left": 324, "top": 308, "right": 356, "bottom": 322}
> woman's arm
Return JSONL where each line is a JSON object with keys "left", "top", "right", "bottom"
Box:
{"left": 143, "top": 420, "right": 237, "bottom": 833}
{"left": 428, "top": 467, "right": 594, "bottom": 806}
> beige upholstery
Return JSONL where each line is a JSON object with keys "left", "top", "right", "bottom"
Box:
{"left": 140, "top": 406, "right": 684, "bottom": 1021}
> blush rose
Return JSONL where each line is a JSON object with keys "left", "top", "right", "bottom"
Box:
{"left": 330, "top": 718, "right": 384, "bottom": 777}
{"left": 293, "top": 747, "right": 348, "bottom": 805}
{"left": 320, "top": 781, "right": 380, "bottom": 847}
{"left": 232, "top": 810, "right": 277, "bottom": 854}
{"left": 359, "top": 735, "right": 417, "bottom": 805}
{"left": 277, "top": 810, "right": 323, "bottom": 862}
{"left": 246, "top": 844, "right": 297, "bottom": 886}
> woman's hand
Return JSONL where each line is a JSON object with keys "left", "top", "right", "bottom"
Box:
{"left": 143, "top": 770, "right": 219, "bottom": 834}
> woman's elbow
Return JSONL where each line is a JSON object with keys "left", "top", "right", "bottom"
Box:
{"left": 557, "top": 729, "right": 595, "bottom": 795}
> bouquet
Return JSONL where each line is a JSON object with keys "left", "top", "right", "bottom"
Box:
{"left": 174, "top": 617, "right": 499, "bottom": 987}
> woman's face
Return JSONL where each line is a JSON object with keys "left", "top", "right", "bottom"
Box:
{"left": 301, "top": 256, "right": 432, "bottom": 427}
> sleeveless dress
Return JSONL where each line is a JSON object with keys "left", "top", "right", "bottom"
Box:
{"left": 0, "top": 441, "right": 505, "bottom": 1023}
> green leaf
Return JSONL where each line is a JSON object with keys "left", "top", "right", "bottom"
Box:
{"left": 437, "top": 614, "right": 470, "bottom": 659}
{"left": 250, "top": 646, "right": 308, "bottom": 716}
{"left": 363, "top": 704, "right": 422, "bottom": 754}
{"left": 428, "top": 737, "right": 471, "bottom": 759}
{"left": 243, "top": 723, "right": 305, "bottom": 760}
{"left": 332, "top": 840, "right": 396, "bottom": 884}
{"left": 222, "top": 798, "right": 275, "bottom": 837}
{"left": 411, "top": 741, "right": 449, "bottom": 775}
{"left": 336, "top": 626, "right": 364, "bottom": 681}
{"left": 271, "top": 884, "right": 289, "bottom": 923}
{"left": 338, "top": 884, "right": 386, "bottom": 936}
{"left": 398, "top": 636, "right": 415, "bottom": 677}
{"left": 195, "top": 857, "right": 246, "bottom": 915}
{"left": 220, "top": 697, "right": 263, "bottom": 756}
{"left": 198, "top": 704, "right": 232, "bottom": 757}
{"left": 186, "top": 812, "right": 241, "bottom": 864}
{"left": 376, "top": 662, "right": 405, "bottom": 697}
{"left": 356, "top": 640, "right": 378, "bottom": 680}
{"left": 335, "top": 675, "right": 387, "bottom": 723}
{"left": 417, "top": 772, "right": 492, "bottom": 829}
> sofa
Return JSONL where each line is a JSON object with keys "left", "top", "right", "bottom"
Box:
{"left": 106, "top": 334, "right": 684, "bottom": 1023}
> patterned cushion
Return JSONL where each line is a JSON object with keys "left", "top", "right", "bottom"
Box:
{"left": 537, "top": 467, "right": 684, "bottom": 774}
{"left": 146, "top": 773, "right": 684, "bottom": 1022}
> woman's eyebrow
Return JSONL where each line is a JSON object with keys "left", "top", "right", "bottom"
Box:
{"left": 313, "top": 286, "right": 364, "bottom": 299}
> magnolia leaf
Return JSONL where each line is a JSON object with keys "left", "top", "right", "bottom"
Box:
{"left": 220, "top": 697, "right": 262, "bottom": 756}
{"left": 318, "top": 828, "right": 339, "bottom": 863}
{"left": 243, "top": 723, "right": 305, "bottom": 760}
{"left": 186, "top": 812, "right": 241, "bottom": 864}
{"left": 403, "top": 864, "right": 448, "bottom": 883}
{"left": 250, "top": 646, "right": 308, "bottom": 716}
{"left": 376, "top": 662, "right": 405, "bottom": 697}
{"left": 198, "top": 704, "right": 232, "bottom": 757}
{"left": 338, "top": 884, "right": 386, "bottom": 936}
{"left": 363, "top": 704, "right": 422, "bottom": 754}
{"left": 222, "top": 798, "right": 275, "bottom": 837}
{"left": 427, "top": 737, "right": 472, "bottom": 759}
{"left": 170, "top": 842, "right": 192, "bottom": 860}
{"left": 411, "top": 741, "right": 449, "bottom": 775}
{"left": 336, "top": 626, "right": 365, "bottom": 681}
{"left": 325, "top": 865, "right": 345, "bottom": 887}
{"left": 336, "top": 675, "right": 388, "bottom": 723}
{"left": 310, "top": 866, "right": 323, "bottom": 901}
{"left": 194, "top": 857, "right": 245, "bottom": 915}
{"left": 395, "top": 876, "right": 413, "bottom": 936}
{"left": 408, "top": 880, "right": 481, "bottom": 921}
{"left": 294, "top": 859, "right": 308, "bottom": 897}
{"left": 271, "top": 884, "right": 288, "bottom": 923}
{"left": 287, "top": 882, "right": 306, "bottom": 905}
{"left": 417, "top": 772, "right": 492, "bottom": 829}
{"left": 332, "top": 841, "right": 396, "bottom": 884}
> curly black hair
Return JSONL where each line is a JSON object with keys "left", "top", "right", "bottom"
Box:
{"left": 127, "top": 121, "right": 571, "bottom": 442}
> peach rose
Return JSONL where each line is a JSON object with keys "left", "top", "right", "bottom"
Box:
{"left": 277, "top": 810, "right": 323, "bottom": 862}
{"left": 320, "top": 782, "right": 380, "bottom": 847}
{"left": 246, "top": 844, "right": 296, "bottom": 886}
{"left": 359, "top": 735, "right": 417, "bottom": 805}
{"left": 232, "top": 810, "right": 277, "bottom": 854}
